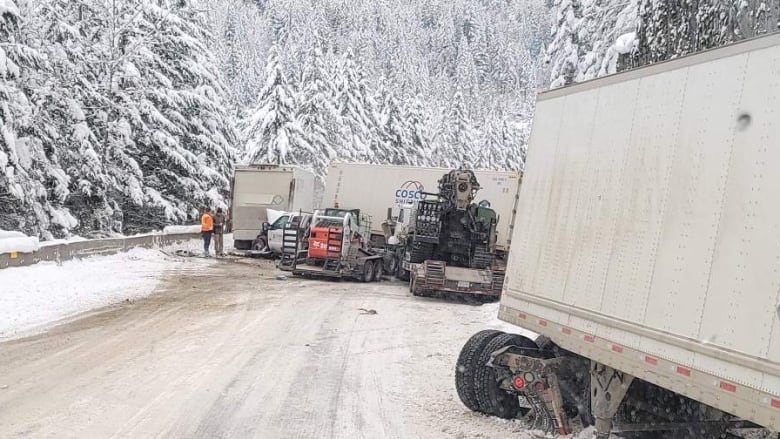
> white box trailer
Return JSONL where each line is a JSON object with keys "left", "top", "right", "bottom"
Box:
{"left": 455, "top": 34, "right": 780, "bottom": 436}
{"left": 230, "top": 165, "right": 315, "bottom": 249}
{"left": 322, "top": 163, "right": 521, "bottom": 253}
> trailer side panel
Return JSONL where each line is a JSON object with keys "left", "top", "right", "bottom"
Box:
{"left": 500, "top": 34, "right": 780, "bottom": 430}
{"left": 322, "top": 163, "right": 521, "bottom": 252}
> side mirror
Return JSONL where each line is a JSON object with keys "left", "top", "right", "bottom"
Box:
{"left": 262, "top": 222, "right": 270, "bottom": 232}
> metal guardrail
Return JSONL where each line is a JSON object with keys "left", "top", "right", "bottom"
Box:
{"left": 0, "top": 233, "right": 200, "bottom": 270}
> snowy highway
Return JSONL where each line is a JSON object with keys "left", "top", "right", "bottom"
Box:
{"left": 0, "top": 256, "right": 540, "bottom": 439}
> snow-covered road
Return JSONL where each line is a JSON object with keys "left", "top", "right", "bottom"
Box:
{"left": 0, "top": 240, "right": 208, "bottom": 340}
{"left": 0, "top": 256, "right": 549, "bottom": 439}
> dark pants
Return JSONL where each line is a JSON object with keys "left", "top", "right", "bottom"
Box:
{"left": 202, "top": 231, "right": 212, "bottom": 255}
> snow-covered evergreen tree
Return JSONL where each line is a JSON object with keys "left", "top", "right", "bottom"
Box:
{"left": 546, "top": 0, "right": 777, "bottom": 89}
{"left": 633, "top": 0, "right": 778, "bottom": 65}
{"left": 199, "top": 0, "right": 550, "bottom": 175}
{"left": 296, "top": 46, "right": 341, "bottom": 170}
{"left": 2, "top": 0, "right": 236, "bottom": 237}
{"left": 0, "top": 0, "right": 77, "bottom": 238}
{"left": 404, "top": 95, "right": 433, "bottom": 166}
{"left": 334, "top": 49, "right": 379, "bottom": 162}
{"left": 242, "top": 45, "right": 311, "bottom": 166}
{"left": 438, "top": 89, "right": 478, "bottom": 168}
{"left": 375, "top": 88, "right": 411, "bottom": 165}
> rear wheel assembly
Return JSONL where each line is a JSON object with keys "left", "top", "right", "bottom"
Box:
{"left": 474, "top": 333, "right": 539, "bottom": 419}
{"left": 455, "top": 330, "right": 504, "bottom": 412}
{"left": 373, "top": 261, "right": 383, "bottom": 281}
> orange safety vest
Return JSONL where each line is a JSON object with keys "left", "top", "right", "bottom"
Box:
{"left": 201, "top": 213, "right": 213, "bottom": 232}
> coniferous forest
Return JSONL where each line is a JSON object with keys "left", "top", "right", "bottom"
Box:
{"left": 2, "top": 0, "right": 777, "bottom": 238}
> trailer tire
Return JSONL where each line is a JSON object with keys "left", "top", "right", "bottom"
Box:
{"left": 397, "top": 267, "right": 410, "bottom": 281}
{"left": 373, "top": 261, "right": 383, "bottom": 281}
{"left": 455, "top": 330, "right": 504, "bottom": 412}
{"left": 363, "top": 261, "right": 375, "bottom": 283}
{"left": 475, "top": 333, "right": 538, "bottom": 419}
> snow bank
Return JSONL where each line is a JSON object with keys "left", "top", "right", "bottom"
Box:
{"left": 0, "top": 230, "right": 26, "bottom": 239}
{"left": 2, "top": 225, "right": 201, "bottom": 254}
{"left": 0, "top": 229, "right": 40, "bottom": 254}
{"left": 162, "top": 224, "right": 201, "bottom": 234}
{"left": 39, "top": 236, "right": 89, "bottom": 247}
{"left": 0, "top": 240, "right": 207, "bottom": 339}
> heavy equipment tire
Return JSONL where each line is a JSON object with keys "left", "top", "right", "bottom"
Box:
{"left": 474, "top": 333, "right": 538, "bottom": 419}
{"left": 455, "top": 330, "right": 504, "bottom": 412}
{"left": 363, "top": 261, "right": 375, "bottom": 283}
{"left": 373, "top": 260, "right": 383, "bottom": 281}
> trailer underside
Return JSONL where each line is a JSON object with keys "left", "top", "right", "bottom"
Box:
{"left": 455, "top": 328, "right": 777, "bottom": 438}
{"left": 492, "top": 300, "right": 780, "bottom": 435}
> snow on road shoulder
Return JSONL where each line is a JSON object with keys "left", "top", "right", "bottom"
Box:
{"left": 0, "top": 229, "right": 40, "bottom": 254}
{"left": 0, "top": 240, "right": 210, "bottom": 340}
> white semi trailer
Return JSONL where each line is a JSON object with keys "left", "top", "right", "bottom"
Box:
{"left": 230, "top": 165, "right": 315, "bottom": 250}
{"left": 456, "top": 34, "right": 780, "bottom": 437}
{"left": 322, "top": 163, "right": 521, "bottom": 254}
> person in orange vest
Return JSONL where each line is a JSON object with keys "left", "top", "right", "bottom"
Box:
{"left": 201, "top": 207, "right": 214, "bottom": 257}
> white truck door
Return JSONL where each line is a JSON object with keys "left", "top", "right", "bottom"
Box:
{"left": 267, "top": 215, "right": 290, "bottom": 253}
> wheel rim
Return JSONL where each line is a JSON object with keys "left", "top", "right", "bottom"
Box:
{"left": 253, "top": 238, "right": 267, "bottom": 251}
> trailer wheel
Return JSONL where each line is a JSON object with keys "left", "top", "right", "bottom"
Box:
{"left": 373, "top": 261, "right": 383, "bottom": 281}
{"left": 363, "top": 261, "right": 375, "bottom": 283}
{"left": 455, "top": 330, "right": 504, "bottom": 412}
{"left": 475, "top": 333, "right": 538, "bottom": 419}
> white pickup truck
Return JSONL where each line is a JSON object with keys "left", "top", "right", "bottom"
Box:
{"left": 455, "top": 33, "right": 780, "bottom": 438}
{"left": 250, "top": 210, "right": 312, "bottom": 257}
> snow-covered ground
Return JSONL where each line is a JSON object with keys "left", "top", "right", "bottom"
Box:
{"left": 0, "top": 239, "right": 210, "bottom": 340}
{"left": 0, "top": 250, "right": 643, "bottom": 439}
{"left": 0, "top": 230, "right": 40, "bottom": 254}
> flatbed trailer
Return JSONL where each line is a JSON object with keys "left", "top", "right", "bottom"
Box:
{"left": 455, "top": 33, "right": 780, "bottom": 437}
{"left": 279, "top": 209, "right": 389, "bottom": 282}
{"left": 410, "top": 261, "right": 505, "bottom": 301}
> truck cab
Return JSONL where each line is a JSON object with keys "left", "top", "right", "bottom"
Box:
{"left": 253, "top": 212, "right": 312, "bottom": 256}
